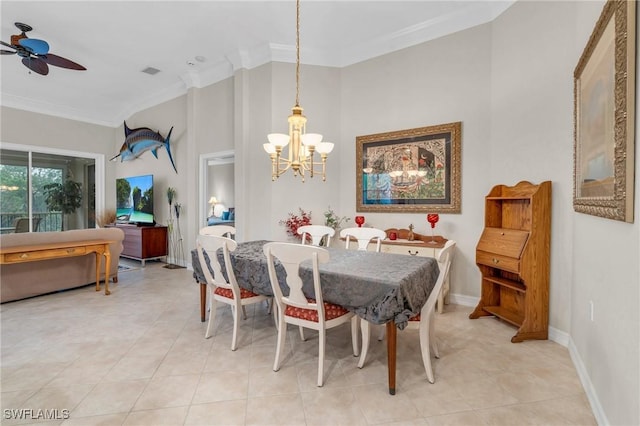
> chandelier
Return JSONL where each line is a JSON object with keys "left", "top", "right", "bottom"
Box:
{"left": 263, "top": 0, "right": 334, "bottom": 182}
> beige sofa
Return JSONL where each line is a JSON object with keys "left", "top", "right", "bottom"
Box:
{"left": 0, "top": 228, "right": 124, "bottom": 303}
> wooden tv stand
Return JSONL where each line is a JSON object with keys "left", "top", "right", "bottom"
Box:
{"left": 110, "top": 224, "right": 168, "bottom": 266}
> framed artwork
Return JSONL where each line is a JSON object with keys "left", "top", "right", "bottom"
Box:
{"left": 356, "top": 122, "right": 461, "bottom": 213}
{"left": 573, "top": 0, "right": 635, "bottom": 222}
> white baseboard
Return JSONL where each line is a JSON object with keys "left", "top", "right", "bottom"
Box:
{"left": 548, "top": 326, "right": 569, "bottom": 347}
{"left": 568, "top": 338, "right": 608, "bottom": 425}
{"left": 449, "top": 293, "right": 570, "bottom": 347}
{"left": 448, "top": 293, "right": 478, "bottom": 307}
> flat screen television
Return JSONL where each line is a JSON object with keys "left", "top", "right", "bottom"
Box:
{"left": 116, "top": 174, "right": 155, "bottom": 225}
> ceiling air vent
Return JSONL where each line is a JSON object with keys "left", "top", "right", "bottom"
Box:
{"left": 141, "top": 67, "right": 161, "bottom": 75}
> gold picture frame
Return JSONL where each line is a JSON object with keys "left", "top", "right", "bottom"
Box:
{"left": 356, "top": 122, "right": 461, "bottom": 213}
{"left": 573, "top": 0, "right": 635, "bottom": 222}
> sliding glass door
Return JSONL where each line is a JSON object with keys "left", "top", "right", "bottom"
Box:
{"left": 0, "top": 145, "right": 102, "bottom": 232}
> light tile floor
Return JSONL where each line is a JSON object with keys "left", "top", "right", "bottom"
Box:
{"left": 1, "top": 260, "right": 597, "bottom": 425}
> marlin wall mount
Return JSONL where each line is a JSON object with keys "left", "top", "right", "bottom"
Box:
{"left": 111, "top": 122, "right": 177, "bottom": 173}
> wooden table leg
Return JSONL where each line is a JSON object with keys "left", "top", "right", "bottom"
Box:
{"left": 200, "top": 283, "right": 207, "bottom": 322}
{"left": 386, "top": 321, "right": 397, "bottom": 395}
{"left": 103, "top": 245, "right": 111, "bottom": 295}
{"left": 95, "top": 252, "right": 102, "bottom": 292}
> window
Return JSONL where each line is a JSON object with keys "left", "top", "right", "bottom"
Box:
{"left": 0, "top": 145, "right": 104, "bottom": 232}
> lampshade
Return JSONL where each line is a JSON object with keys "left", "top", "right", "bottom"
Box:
{"left": 316, "top": 142, "right": 334, "bottom": 154}
{"left": 301, "top": 133, "right": 322, "bottom": 147}
{"left": 263, "top": 143, "right": 276, "bottom": 154}
{"left": 267, "top": 133, "right": 290, "bottom": 148}
{"left": 208, "top": 196, "right": 218, "bottom": 205}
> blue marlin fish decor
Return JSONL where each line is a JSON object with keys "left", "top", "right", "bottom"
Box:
{"left": 111, "top": 122, "right": 177, "bottom": 173}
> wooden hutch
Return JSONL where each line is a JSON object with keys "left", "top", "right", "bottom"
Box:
{"left": 469, "top": 181, "right": 551, "bottom": 342}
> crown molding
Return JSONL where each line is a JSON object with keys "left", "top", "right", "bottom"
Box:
{"left": 112, "top": 80, "right": 188, "bottom": 126}
{"left": 1, "top": 93, "right": 115, "bottom": 127}
{"left": 2, "top": 1, "right": 515, "bottom": 127}
{"left": 195, "top": 61, "right": 235, "bottom": 89}
{"left": 339, "top": 1, "right": 514, "bottom": 66}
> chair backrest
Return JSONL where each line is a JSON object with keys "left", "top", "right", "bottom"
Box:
{"left": 297, "top": 225, "right": 335, "bottom": 247}
{"left": 196, "top": 234, "right": 239, "bottom": 294}
{"left": 421, "top": 240, "right": 456, "bottom": 316}
{"left": 199, "top": 225, "right": 236, "bottom": 239}
{"left": 263, "top": 242, "right": 330, "bottom": 319}
{"left": 14, "top": 217, "right": 41, "bottom": 233}
{"left": 340, "top": 227, "right": 387, "bottom": 252}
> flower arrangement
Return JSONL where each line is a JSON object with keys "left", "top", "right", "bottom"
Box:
{"left": 280, "top": 208, "right": 312, "bottom": 238}
{"left": 324, "top": 206, "right": 350, "bottom": 230}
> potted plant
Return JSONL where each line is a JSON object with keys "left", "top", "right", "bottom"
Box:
{"left": 95, "top": 209, "right": 117, "bottom": 227}
{"left": 43, "top": 175, "right": 83, "bottom": 231}
{"left": 323, "top": 206, "right": 350, "bottom": 246}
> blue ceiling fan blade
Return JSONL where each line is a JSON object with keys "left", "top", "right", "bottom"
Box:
{"left": 18, "top": 38, "right": 49, "bottom": 55}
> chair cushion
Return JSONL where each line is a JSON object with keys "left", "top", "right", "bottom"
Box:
{"left": 409, "top": 313, "right": 421, "bottom": 321}
{"left": 285, "top": 298, "right": 349, "bottom": 322}
{"left": 214, "top": 286, "right": 260, "bottom": 299}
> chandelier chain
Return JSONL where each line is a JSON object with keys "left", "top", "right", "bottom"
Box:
{"left": 295, "top": 0, "right": 300, "bottom": 107}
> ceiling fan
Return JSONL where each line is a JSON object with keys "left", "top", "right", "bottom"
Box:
{"left": 0, "top": 22, "right": 86, "bottom": 75}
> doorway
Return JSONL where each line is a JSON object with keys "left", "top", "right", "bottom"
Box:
{"left": 198, "top": 150, "right": 235, "bottom": 227}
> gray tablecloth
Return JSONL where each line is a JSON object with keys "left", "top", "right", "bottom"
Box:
{"left": 191, "top": 240, "right": 439, "bottom": 329}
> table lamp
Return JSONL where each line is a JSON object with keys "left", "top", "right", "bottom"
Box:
{"left": 208, "top": 196, "right": 218, "bottom": 216}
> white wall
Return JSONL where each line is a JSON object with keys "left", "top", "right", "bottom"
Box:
{"left": 193, "top": 77, "right": 235, "bottom": 246}
{"left": 491, "top": 2, "right": 639, "bottom": 425}
{"left": 491, "top": 0, "right": 581, "bottom": 338}
{"left": 0, "top": 106, "right": 116, "bottom": 216}
{"left": 573, "top": 2, "right": 640, "bottom": 423}
{"left": 208, "top": 162, "right": 234, "bottom": 211}
{"left": 234, "top": 62, "right": 344, "bottom": 243}
{"left": 265, "top": 62, "right": 343, "bottom": 242}
{"left": 122, "top": 95, "right": 188, "bottom": 224}
{"left": 340, "top": 23, "right": 492, "bottom": 299}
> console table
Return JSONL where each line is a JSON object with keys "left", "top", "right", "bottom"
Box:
{"left": 0, "top": 239, "right": 114, "bottom": 295}
{"left": 343, "top": 228, "right": 452, "bottom": 313}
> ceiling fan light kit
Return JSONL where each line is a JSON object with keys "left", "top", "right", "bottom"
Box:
{"left": 1, "top": 22, "right": 87, "bottom": 75}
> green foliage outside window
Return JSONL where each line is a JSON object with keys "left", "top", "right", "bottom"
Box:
{"left": 43, "top": 174, "right": 82, "bottom": 231}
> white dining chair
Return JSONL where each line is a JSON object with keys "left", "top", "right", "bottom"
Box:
{"left": 197, "top": 234, "right": 271, "bottom": 350}
{"left": 340, "top": 227, "right": 387, "bottom": 252}
{"left": 297, "top": 225, "right": 335, "bottom": 247}
{"left": 358, "top": 240, "right": 456, "bottom": 384}
{"left": 198, "top": 225, "right": 247, "bottom": 318}
{"left": 263, "top": 242, "right": 359, "bottom": 387}
{"left": 199, "top": 225, "right": 235, "bottom": 238}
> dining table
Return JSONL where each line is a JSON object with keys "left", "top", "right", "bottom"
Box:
{"left": 191, "top": 240, "right": 440, "bottom": 395}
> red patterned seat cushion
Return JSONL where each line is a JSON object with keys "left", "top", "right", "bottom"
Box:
{"left": 285, "top": 298, "right": 349, "bottom": 322}
{"left": 214, "top": 286, "right": 260, "bottom": 299}
{"left": 409, "top": 313, "right": 421, "bottom": 321}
